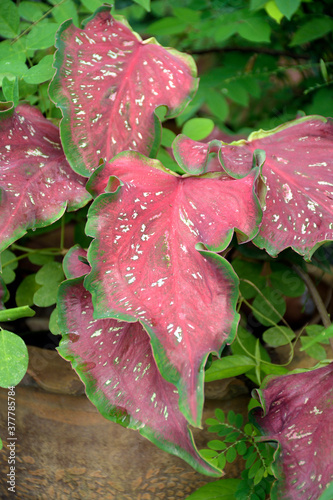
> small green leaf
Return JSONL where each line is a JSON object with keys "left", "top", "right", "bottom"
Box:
{"left": 221, "top": 81, "right": 249, "bottom": 107}
{"left": 253, "top": 466, "right": 265, "bottom": 485}
{"left": 185, "top": 478, "right": 241, "bottom": 499}
{"left": 265, "top": 1, "right": 284, "bottom": 24}
{"left": 81, "top": 0, "right": 105, "bottom": 12}
{"left": 263, "top": 326, "right": 295, "bottom": 347}
{"left": 182, "top": 118, "right": 214, "bottom": 141}
{"left": 275, "top": 0, "right": 300, "bottom": 20}
{"left": 16, "top": 275, "right": 40, "bottom": 307}
{"left": 237, "top": 441, "right": 247, "bottom": 455}
{"left": 0, "top": 250, "right": 18, "bottom": 285}
{"left": 269, "top": 262, "right": 305, "bottom": 297}
{"left": 28, "top": 253, "right": 54, "bottom": 266}
{"left": 18, "top": 1, "right": 48, "bottom": 22}
{"left": 228, "top": 410, "right": 236, "bottom": 425}
{"left": 49, "top": 307, "right": 61, "bottom": 336}
{"left": 0, "top": 0, "right": 20, "bottom": 38}
{"left": 300, "top": 337, "right": 327, "bottom": 360}
{"left": 302, "top": 324, "right": 333, "bottom": 348}
{"left": 23, "top": 54, "right": 55, "bottom": 84}
{"left": 206, "top": 90, "right": 229, "bottom": 121}
{"left": 205, "top": 355, "right": 256, "bottom": 381}
{"left": 0, "top": 329, "right": 29, "bottom": 388}
{"left": 0, "top": 60, "right": 28, "bottom": 85}
{"left": 246, "top": 452, "right": 258, "bottom": 469}
{"left": 147, "top": 17, "right": 189, "bottom": 36}
{"left": 133, "top": 0, "right": 151, "bottom": 11}
{"left": 208, "top": 440, "right": 227, "bottom": 451}
{"left": 252, "top": 287, "right": 286, "bottom": 327}
{"left": 226, "top": 447, "right": 237, "bottom": 463}
{"left": 161, "top": 127, "right": 176, "bottom": 148}
{"left": 50, "top": 0, "right": 79, "bottom": 27}
{"left": 218, "top": 453, "right": 227, "bottom": 469}
{"left": 199, "top": 449, "right": 218, "bottom": 459}
{"left": 0, "top": 437, "right": 2, "bottom": 450}
{"left": 290, "top": 17, "right": 333, "bottom": 46}
{"left": 248, "top": 459, "right": 261, "bottom": 479}
{"left": 214, "top": 23, "right": 238, "bottom": 42}
{"left": 215, "top": 408, "right": 225, "bottom": 423}
{"left": 237, "top": 17, "right": 271, "bottom": 43}
{"left": 2, "top": 76, "right": 19, "bottom": 107}
{"left": 26, "top": 23, "right": 59, "bottom": 50}
{"left": 34, "top": 262, "right": 64, "bottom": 307}
{"left": 244, "top": 423, "right": 253, "bottom": 436}
{"left": 224, "top": 431, "right": 241, "bottom": 443}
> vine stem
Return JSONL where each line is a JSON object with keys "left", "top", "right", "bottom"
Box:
{"left": 293, "top": 264, "right": 333, "bottom": 350}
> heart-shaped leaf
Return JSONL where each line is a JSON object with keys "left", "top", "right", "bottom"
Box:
{"left": 57, "top": 247, "right": 220, "bottom": 477}
{"left": 174, "top": 116, "right": 333, "bottom": 259}
{"left": 252, "top": 364, "right": 333, "bottom": 500}
{"left": 0, "top": 102, "right": 90, "bottom": 253}
{"left": 84, "top": 152, "right": 261, "bottom": 425}
{"left": 49, "top": 6, "right": 198, "bottom": 176}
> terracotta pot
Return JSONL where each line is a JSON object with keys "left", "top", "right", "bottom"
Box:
{"left": 0, "top": 347, "right": 250, "bottom": 500}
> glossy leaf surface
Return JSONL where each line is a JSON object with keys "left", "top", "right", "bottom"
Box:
{"left": 252, "top": 364, "right": 333, "bottom": 500}
{"left": 175, "top": 117, "right": 333, "bottom": 258}
{"left": 49, "top": 7, "right": 198, "bottom": 176}
{"left": 0, "top": 103, "right": 90, "bottom": 253}
{"left": 85, "top": 152, "right": 261, "bottom": 425}
{"left": 58, "top": 248, "right": 219, "bottom": 476}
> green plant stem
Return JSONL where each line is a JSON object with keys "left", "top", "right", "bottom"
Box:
{"left": 293, "top": 265, "right": 333, "bottom": 350}
{"left": 11, "top": 0, "right": 67, "bottom": 45}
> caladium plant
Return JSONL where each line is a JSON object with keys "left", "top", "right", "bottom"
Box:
{"left": 251, "top": 364, "right": 333, "bottom": 500}
{"left": 0, "top": 5, "right": 333, "bottom": 497}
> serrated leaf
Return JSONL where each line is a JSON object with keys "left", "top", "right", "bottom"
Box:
{"left": 252, "top": 365, "right": 333, "bottom": 500}
{"left": 84, "top": 152, "right": 261, "bottom": 425}
{"left": 0, "top": 329, "right": 28, "bottom": 387}
{"left": 57, "top": 249, "right": 219, "bottom": 477}
{"left": 0, "top": 103, "right": 90, "bottom": 253}
{"left": 0, "top": 1, "right": 20, "bottom": 38}
{"left": 49, "top": 7, "right": 198, "bottom": 176}
{"left": 23, "top": 55, "right": 55, "bottom": 84}
{"left": 205, "top": 354, "right": 256, "bottom": 381}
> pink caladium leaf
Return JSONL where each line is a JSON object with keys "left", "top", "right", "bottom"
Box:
{"left": 0, "top": 102, "right": 90, "bottom": 253}
{"left": 57, "top": 247, "right": 220, "bottom": 477}
{"left": 84, "top": 152, "right": 262, "bottom": 426}
{"left": 49, "top": 6, "right": 198, "bottom": 177}
{"left": 251, "top": 364, "right": 333, "bottom": 500}
{"left": 175, "top": 116, "right": 333, "bottom": 259}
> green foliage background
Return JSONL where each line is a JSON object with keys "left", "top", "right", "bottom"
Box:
{"left": 0, "top": 0, "right": 332, "bottom": 136}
